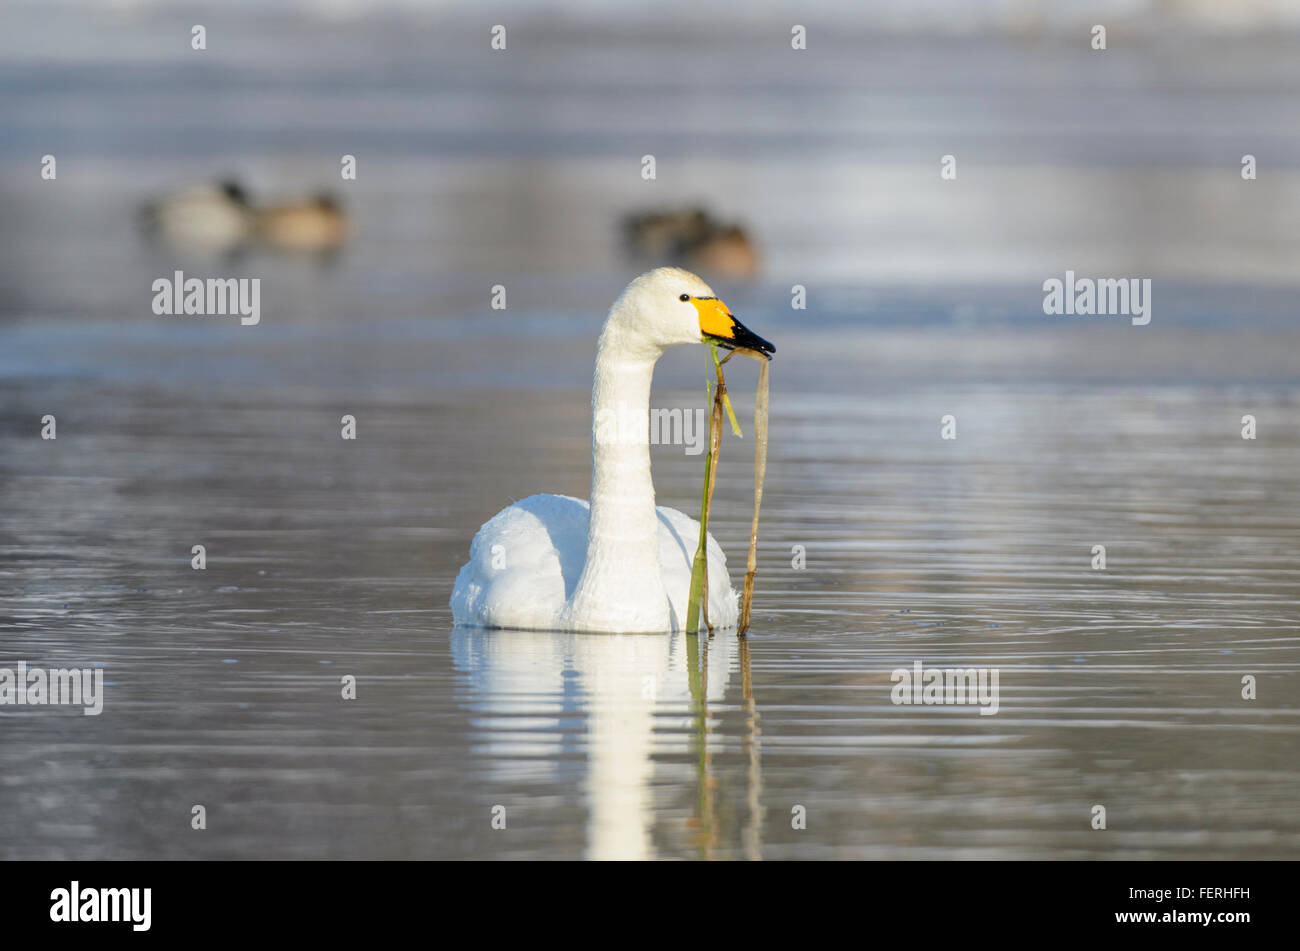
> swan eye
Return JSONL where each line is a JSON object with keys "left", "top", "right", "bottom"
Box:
{"left": 678, "top": 293, "right": 690, "bottom": 302}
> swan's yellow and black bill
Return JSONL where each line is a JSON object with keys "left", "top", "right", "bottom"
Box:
{"left": 690, "top": 296, "right": 775, "bottom": 359}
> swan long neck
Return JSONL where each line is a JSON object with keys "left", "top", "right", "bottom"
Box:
{"left": 588, "top": 334, "right": 660, "bottom": 548}
{"left": 565, "top": 318, "right": 671, "bottom": 631}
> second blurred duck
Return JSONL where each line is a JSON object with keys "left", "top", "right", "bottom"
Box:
{"left": 252, "top": 194, "right": 349, "bottom": 254}
{"left": 622, "top": 206, "right": 758, "bottom": 279}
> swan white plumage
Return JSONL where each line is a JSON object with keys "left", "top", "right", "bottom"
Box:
{"left": 451, "top": 267, "right": 774, "bottom": 634}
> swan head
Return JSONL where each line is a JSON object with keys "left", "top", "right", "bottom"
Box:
{"left": 607, "top": 267, "right": 775, "bottom": 360}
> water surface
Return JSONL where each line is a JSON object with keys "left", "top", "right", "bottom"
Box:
{"left": 3, "top": 372, "right": 1298, "bottom": 859}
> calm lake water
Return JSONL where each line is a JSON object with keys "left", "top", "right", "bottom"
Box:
{"left": 3, "top": 364, "right": 1298, "bottom": 859}
{"left": 2, "top": 4, "right": 1299, "bottom": 859}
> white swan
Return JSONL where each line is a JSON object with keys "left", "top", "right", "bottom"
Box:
{"left": 451, "top": 267, "right": 774, "bottom": 634}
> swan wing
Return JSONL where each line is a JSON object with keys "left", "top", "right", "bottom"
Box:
{"left": 451, "top": 494, "right": 589, "bottom": 630}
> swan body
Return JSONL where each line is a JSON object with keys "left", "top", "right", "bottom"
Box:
{"left": 452, "top": 494, "right": 737, "bottom": 632}
{"left": 451, "top": 267, "right": 773, "bottom": 634}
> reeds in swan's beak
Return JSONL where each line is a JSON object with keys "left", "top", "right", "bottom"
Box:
{"left": 686, "top": 343, "right": 771, "bottom": 635}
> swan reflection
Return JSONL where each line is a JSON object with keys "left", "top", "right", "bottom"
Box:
{"left": 451, "top": 628, "right": 761, "bottom": 859}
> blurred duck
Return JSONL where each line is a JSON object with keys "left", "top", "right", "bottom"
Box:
{"left": 252, "top": 193, "right": 349, "bottom": 254}
{"left": 622, "top": 206, "right": 759, "bottom": 279}
{"left": 139, "top": 180, "right": 253, "bottom": 254}
{"left": 140, "top": 181, "right": 349, "bottom": 256}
